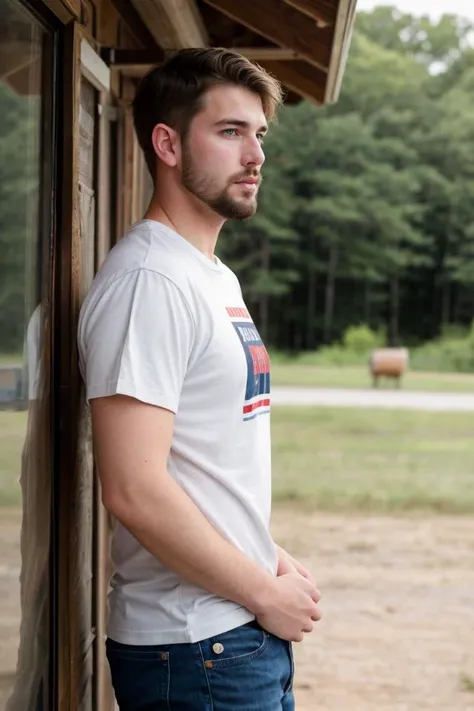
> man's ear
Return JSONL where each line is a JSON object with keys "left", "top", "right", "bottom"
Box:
{"left": 151, "top": 123, "right": 180, "bottom": 168}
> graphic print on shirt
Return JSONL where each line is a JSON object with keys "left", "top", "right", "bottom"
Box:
{"left": 226, "top": 307, "right": 270, "bottom": 421}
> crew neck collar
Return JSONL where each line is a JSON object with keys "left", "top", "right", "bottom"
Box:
{"left": 138, "top": 218, "right": 224, "bottom": 272}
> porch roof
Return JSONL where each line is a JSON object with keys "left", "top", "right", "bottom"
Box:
{"left": 107, "top": 0, "right": 358, "bottom": 105}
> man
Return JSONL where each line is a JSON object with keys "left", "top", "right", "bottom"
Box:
{"left": 78, "top": 48, "right": 321, "bottom": 711}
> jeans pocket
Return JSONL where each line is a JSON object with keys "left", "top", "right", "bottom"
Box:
{"left": 202, "top": 622, "right": 269, "bottom": 669}
{"left": 106, "top": 639, "right": 170, "bottom": 710}
{"left": 284, "top": 642, "right": 295, "bottom": 694}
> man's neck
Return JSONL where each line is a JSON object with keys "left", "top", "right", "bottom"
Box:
{"left": 144, "top": 192, "right": 225, "bottom": 261}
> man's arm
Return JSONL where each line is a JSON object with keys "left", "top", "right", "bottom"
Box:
{"left": 92, "top": 394, "right": 321, "bottom": 642}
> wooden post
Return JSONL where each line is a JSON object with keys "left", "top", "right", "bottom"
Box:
{"left": 56, "top": 20, "right": 82, "bottom": 711}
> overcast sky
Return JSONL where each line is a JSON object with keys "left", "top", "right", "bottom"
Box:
{"left": 357, "top": 0, "right": 474, "bottom": 21}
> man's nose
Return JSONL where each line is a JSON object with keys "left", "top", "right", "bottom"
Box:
{"left": 242, "top": 137, "right": 265, "bottom": 168}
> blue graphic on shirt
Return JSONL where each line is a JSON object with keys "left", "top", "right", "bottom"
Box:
{"left": 227, "top": 310, "right": 270, "bottom": 420}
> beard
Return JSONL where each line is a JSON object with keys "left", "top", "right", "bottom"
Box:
{"left": 181, "top": 146, "right": 259, "bottom": 220}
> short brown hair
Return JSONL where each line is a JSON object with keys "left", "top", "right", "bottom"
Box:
{"left": 132, "top": 48, "right": 284, "bottom": 176}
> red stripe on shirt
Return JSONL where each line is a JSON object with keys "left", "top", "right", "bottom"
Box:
{"left": 243, "top": 398, "right": 271, "bottom": 414}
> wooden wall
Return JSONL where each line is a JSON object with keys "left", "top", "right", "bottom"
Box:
{"left": 40, "top": 1, "right": 148, "bottom": 708}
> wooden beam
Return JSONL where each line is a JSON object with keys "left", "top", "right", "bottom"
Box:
{"left": 237, "top": 47, "right": 300, "bottom": 61}
{"left": 283, "top": 0, "right": 336, "bottom": 28}
{"left": 130, "top": 0, "right": 208, "bottom": 49}
{"left": 101, "top": 47, "right": 163, "bottom": 74}
{"left": 103, "top": 46, "right": 300, "bottom": 73}
{"left": 203, "top": 0, "right": 331, "bottom": 72}
{"left": 110, "top": 0, "right": 158, "bottom": 48}
{"left": 258, "top": 59, "right": 326, "bottom": 104}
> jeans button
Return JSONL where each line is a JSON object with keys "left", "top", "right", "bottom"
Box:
{"left": 212, "top": 643, "right": 224, "bottom": 654}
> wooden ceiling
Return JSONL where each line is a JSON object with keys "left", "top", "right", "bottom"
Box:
{"left": 109, "top": 0, "right": 358, "bottom": 105}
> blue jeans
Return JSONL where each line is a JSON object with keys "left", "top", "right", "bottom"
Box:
{"left": 106, "top": 620, "right": 295, "bottom": 710}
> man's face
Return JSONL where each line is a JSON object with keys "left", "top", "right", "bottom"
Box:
{"left": 180, "top": 85, "right": 267, "bottom": 220}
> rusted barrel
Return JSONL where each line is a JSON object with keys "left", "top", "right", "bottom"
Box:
{"left": 369, "top": 348, "right": 409, "bottom": 388}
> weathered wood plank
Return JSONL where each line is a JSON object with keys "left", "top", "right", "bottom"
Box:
{"left": 131, "top": 0, "right": 208, "bottom": 48}
{"left": 324, "top": 0, "right": 357, "bottom": 102}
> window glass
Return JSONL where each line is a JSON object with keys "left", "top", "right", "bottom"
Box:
{"left": 0, "top": 2, "right": 54, "bottom": 709}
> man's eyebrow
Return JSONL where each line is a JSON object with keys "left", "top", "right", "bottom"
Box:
{"left": 214, "top": 119, "right": 268, "bottom": 133}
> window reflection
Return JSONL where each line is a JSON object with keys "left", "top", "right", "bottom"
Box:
{"left": 0, "top": 1, "right": 53, "bottom": 710}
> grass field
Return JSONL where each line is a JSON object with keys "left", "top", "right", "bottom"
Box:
{"left": 271, "top": 363, "right": 474, "bottom": 393}
{"left": 271, "top": 406, "right": 474, "bottom": 513}
{"left": 2, "top": 407, "right": 473, "bottom": 513}
{"left": 3, "top": 352, "right": 474, "bottom": 392}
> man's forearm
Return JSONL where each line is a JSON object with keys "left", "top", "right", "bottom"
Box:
{"left": 108, "top": 470, "right": 277, "bottom": 614}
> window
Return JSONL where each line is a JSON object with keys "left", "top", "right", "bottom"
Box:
{"left": 0, "top": 1, "right": 56, "bottom": 709}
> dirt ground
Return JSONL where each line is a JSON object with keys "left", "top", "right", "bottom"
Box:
{"left": 272, "top": 508, "right": 474, "bottom": 711}
{"left": 1, "top": 507, "right": 473, "bottom": 711}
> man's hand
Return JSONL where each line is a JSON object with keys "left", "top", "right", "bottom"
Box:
{"left": 253, "top": 545, "right": 322, "bottom": 642}
{"left": 276, "top": 544, "right": 315, "bottom": 584}
{"left": 255, "top": 572, "right": 322, "bottom": 643}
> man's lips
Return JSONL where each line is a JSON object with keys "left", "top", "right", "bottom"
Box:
{"left": 235, "top": 177, "right": 260, "bottom": 186}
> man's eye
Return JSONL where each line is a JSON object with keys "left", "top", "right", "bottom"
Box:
{"left": 257, "top": 134, "right": 265, "bottom": 144}
{"left": 223, "top": 128, "right": 238, "bottom": 136}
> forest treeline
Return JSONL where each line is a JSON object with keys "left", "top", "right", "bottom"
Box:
{"left": 220, "top": 7, "right": 474, "bottom": 353}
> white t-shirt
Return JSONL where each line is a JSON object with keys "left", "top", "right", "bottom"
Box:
{"left": 78, "top": 219, "right": 278, "bottom": 644}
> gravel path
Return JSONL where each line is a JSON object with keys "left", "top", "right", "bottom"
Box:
{"left": 272, "top": 386, "right": 474, "bottom": 411}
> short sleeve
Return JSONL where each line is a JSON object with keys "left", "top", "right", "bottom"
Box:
{"left": 80, "top": 269, "right": 195, "bottom": 413}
